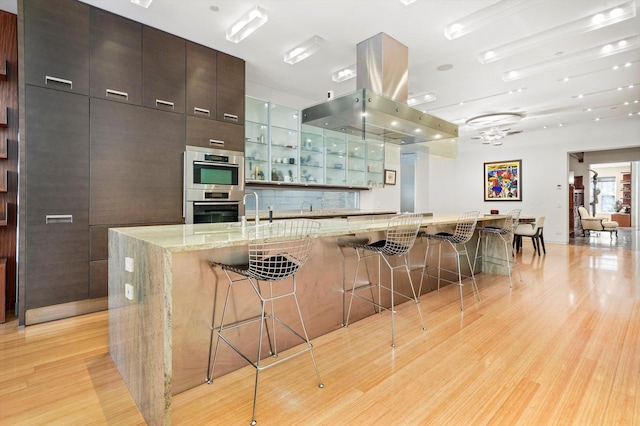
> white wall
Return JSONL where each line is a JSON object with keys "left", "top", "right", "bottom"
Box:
{"left": 429, "top": 117, "right": 640, "bottom": 244}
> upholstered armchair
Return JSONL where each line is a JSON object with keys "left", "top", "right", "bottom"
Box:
{"left": 577, "top": 206, "right": 618, "bottom": 238}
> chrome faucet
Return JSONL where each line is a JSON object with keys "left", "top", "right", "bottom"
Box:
{"left": 315, "top": 197, "right": 325, "bottom": 213}
{"left": 243, "top": 192, "right": 259, "bottom": 225}
{"left": 301, "top": 200, "right": 312, "bottom": 214}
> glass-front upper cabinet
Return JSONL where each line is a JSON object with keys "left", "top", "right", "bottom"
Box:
{"left": 300, "top": 124, "right": 324, "bottom": 184}
{"left": 324, "top": 129, "right": 347, "bottom": 186}
{"left": 345, "top": 135, "right": 384, "bottom": 187}
{"left": 269, "top": 104, "right": 298, "bottom": 182}
{"left": 245, "top": 97, "right": 269, "bottom": 181}
{"left": 347, "top": 136, "right": 367, "bottom": 187}
{"left": 366, "top": 137, "right": 385, "bottom": 187}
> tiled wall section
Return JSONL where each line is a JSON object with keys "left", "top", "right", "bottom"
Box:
{"left": 244, "top": 188, "right": 359, "bottom": 212}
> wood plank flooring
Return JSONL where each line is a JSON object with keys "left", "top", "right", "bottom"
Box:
{"left": 1, "top": 242, "right": 638, "bottom": 425}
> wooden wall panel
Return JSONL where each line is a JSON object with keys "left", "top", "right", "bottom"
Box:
{"left": 0, "top": 11, "right": 18, "bottom": 321}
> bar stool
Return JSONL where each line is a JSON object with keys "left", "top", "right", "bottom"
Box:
{"left": 473, "top": 209, "right": 522, "bottom": 287}
{"left": 344, "top": 213, "right": 426, "bottom": 347}
{"left": 207, "top": 219, "right": 323, "bottom": 426}
{"left": 420, "top": 211, "right": 480, "bottom": 311}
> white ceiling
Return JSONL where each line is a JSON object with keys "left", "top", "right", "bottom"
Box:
{"left": 2, "top": 0, "right": 639, "bottom": 143}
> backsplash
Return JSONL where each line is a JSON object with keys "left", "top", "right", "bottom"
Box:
{"left": 243, "top": 188, "right": 359, "bottom": 212}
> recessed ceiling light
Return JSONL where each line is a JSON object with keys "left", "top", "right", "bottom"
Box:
{"left": 563, "top": 77, "right": 570, "bottom": 82}
{"left": 559, "top": 123, "right": 564, "bottom": 127}
{"left": 625, "top": 62, "right": 632, "bottom": 67}
{"left": 595, "top": 117, "right": 601, "bottom": 121}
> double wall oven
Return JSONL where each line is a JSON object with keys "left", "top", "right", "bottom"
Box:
{"left": 184, "top": 146, "right": 245, "bottom": 224}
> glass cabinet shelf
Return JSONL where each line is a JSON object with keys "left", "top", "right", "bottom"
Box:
{"left": 245, "top": 96, "right": 384, "bottom": 187}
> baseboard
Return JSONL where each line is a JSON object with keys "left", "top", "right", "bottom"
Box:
{"left": 25, "top": 297, "right": 108, "bottom": 325}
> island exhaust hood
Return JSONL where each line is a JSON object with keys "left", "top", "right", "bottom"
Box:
{"left": 301, "top": 33, "right": 458, "bottom": 144}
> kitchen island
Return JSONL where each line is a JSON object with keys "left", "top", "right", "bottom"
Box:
{"left": 108, "top": 213, "right": 506, "bottom": 425}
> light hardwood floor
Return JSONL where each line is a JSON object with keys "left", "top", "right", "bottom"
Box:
{"left": 1, "top": 242, "right": 638, "bottom": 425}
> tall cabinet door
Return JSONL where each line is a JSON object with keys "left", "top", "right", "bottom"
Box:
{"left": 23, "top": 0, "right": 89, "bottom": 95}
{"left": 90, "top": 8, "right": 142, "bottom": 105}
{"left": 25, "top": 86, "right": 89, "bottom": 310}
{"left": 216, "top": 52, "right": 245, "bottom": 125}
{"left": 142, "top": 26, "right": 185, "bottom": 113}
{"left": 186, "top": 41, "right": 217, "bottom": 119}
{"left": 90, "top": 99, "right": 185, "bottom": 226}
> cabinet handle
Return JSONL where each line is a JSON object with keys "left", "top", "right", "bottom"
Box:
{"left": 106, "top": 89, "right": 129, "bottom": 100}
{"left": 223, "top": 113, "right": 238, "bottom": 122}
{"left": 194, "top": 107, "right": 210, "bottom": 117}
{"left": 209, "top": 139, "right": 224, "bottom": 147}
{"left": 45, "top": 214, "right": 73, "bottom": 224}
{"left": 156, "top": 99, "right": 175, "bottom": 109}
{"left": 45, "top": 76, "right": 72, "bottom": 89}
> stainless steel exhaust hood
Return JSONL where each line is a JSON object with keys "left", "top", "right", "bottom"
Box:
{"left": 301, "top": 33, "right": 458, "bottom": 144}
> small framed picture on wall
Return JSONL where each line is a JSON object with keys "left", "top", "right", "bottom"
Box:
{"left": 384, "top": 169, "right": 396, "bottom": 185}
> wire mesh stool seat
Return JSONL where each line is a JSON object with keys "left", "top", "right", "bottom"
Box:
{"left": 473, "top": 209, "right": 522, "bottom": 288}
{"left": 344, "top": 213, "right": 426, "bottom": 347}
{"left": 207, "top": 220, "right": 323, "bottom": 426}
{"left": 420, "top": 211, "right": 480, "bottom": 311}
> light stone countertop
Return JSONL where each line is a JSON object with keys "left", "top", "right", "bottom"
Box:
{"left": 110, "top": 213, "right": 504, "bottom": 253}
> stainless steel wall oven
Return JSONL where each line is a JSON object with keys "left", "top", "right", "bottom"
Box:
{"left": 184, "top": 146, "right": 245, "bottom": 224}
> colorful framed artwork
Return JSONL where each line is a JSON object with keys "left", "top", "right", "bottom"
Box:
{"left": 484, "top": 159, "right": 521, "bottom": 201}
{"left": 384, "top": 169, "right": 396, "bottom": 185}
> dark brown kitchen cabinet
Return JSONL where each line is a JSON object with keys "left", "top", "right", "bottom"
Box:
{"left": 23, "top": 0, "right": 89, "bottom": 95}
{"left": 90, "top": 99, "right": 185, "bottom": 225}
{"left": 216, "top": 52, "right": 245, "bottom": 125}
{"left": 143, "top": 26, "right": 185, "bottom": 114}
{"left": 90, "top": 260, "right": 108, "bottom": 299}
{"left": 90, "top": 8, "right": 142, "bottom": 105}
{"left": 186, "top": 41, "right": 217, "bottom": 120}
{"left": 25, "top": 86, "right": 89, "bottom": 310}
{"left": 187, "top": 116, "right": 245, "bottom": 152}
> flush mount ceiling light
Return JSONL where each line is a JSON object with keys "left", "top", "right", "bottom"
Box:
{"left": 466, "top": 113, "right": 524, "bottom": 145}
{"left": 408, "top": 92, "right": 437, "bottom": 106}
{"left": 284, "top": 36, "right": 324, "bottom": 65}
{"left": 471, "top": 127, "right": 523, "bottom": 145}
{"left": 479, "top": 1, "right": 636, "bottom": 64}
{"left": 226, "top": 5, "right": 268, "bottom": 44}
{"left": 444, "top": 0, "right": 530, "bottom": 40}
{"left": 503, "top": 36, "right": 640, "bottom": 81}
{"left": 465, "top": 112, "right": 525, "bottom": 127}
{"left": 331, "top": 64, "right": 356, "bottom": 83}
{"left": 131, "top": 0, "right": 153, "bottom": 7}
